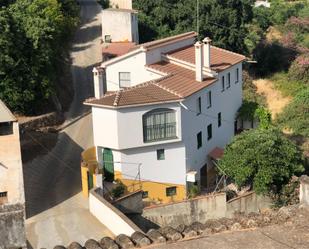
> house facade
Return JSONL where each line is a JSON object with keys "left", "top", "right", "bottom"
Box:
{"left": 0, "top": 100, "right": 26, "bottom": 248}
{"left": 84, "top": 32, "right": 245, "bottom": 203}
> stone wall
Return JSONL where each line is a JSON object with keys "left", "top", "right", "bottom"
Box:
{"left": 141, "top": 193, "right": 227, "bottom": 228}
{"left": 226, "top": 191, "right": 272, "bottom": 217}
{"left": 89, "top": 188, "right": 142, "bottom": 236}
{"left": 19, "top": 112, "right": 64, "bottom": 131}
{"left": 113, "top": 191, "right": 143, "bottom": 214}
{"left": 300, "top": 175, "right": 309, "bottom": 205}
{"left": 0, "top": 203, "right": 26, "bottom": 249}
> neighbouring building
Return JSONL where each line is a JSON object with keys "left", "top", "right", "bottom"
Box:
{"left": 109, "top": 0, "right": 133, "bottom": 9}
{"left": 0, "top": 100, "right": 26, "bottom": 248}
{"left": 102, "top": 8, "right": 139, "bottom": 44}
{"left": 84, "top": 31, "right": 246, "bottom": 203}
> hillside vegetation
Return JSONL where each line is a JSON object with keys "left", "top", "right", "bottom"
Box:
{"left": 0, "top": 0, "right": 79, "bottom": 114}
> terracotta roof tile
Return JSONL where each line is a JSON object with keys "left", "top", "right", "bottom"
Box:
{"left": 166, "top": 45, "right": 246, "bottom": 72}
{"left": 85, "top": 77, "right": 183, "bottom": 108}
{"left": 131, "top": 31, "right": 197, "bottom": 51}
{"left": 102, "top": 42, "right": 136, "bottom": 58}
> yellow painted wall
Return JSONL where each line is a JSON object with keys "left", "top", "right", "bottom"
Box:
{"left": 81, "top": 166, "right": 89, "bottom": 197}
{"left": 115, "top": 171, "right": 186, "bottom": 203}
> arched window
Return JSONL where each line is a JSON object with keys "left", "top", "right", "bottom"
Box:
{"left": 143, "top": 108, "right": 177, "bottom": 142}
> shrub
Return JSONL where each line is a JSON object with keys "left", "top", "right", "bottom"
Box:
{"left": 111, "top": 181, "right": 126, "bottom": 198}
{"left": 288, "top": 53, "right": 309, "bottom": 84}
{"left": 188, "top": 185, "right": 200, "bottom": 199}
{"left": 276, "top": 88, "right": 309, "bottom": 136}
{"left": 219, "top": 128, "right": 304, "bottom": 195}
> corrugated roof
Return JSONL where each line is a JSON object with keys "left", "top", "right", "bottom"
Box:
{"left": 0, "top": 100, "right": 16, "bottom": 122}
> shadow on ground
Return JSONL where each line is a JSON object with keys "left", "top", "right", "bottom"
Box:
{"left": 23, "top": 132, "right": 84, "bottom": 218}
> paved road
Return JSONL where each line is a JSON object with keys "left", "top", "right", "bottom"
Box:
{"left": 24, "top": 0, "right": 112, "bottom": 248}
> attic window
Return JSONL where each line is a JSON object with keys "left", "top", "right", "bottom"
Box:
{"left": 119, "top": 72, "right": 131, "bottom": 88}
{"left": 0, "top": 122, "right": 13, "bottom": 136}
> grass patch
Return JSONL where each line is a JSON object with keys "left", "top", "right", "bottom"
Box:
{"left": 271, "top": 72, "right": 306, "bottom": 97}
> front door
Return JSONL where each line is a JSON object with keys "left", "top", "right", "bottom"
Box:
{"left": 103, "top": 148, "right": 114, "bottom": 182}
{"left": 200, "top": 164, "right": 208, "bottom": 187}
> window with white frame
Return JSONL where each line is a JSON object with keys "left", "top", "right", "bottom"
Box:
{"left": 119, "top": 72, "right": 131, "bottom": 88}
{"left": 207, "top": 91, "right": 212, "bottom": 108}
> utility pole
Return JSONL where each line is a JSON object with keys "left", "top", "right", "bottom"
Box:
{"left": 197, "top": 0, "right": 200, "bottom": 36}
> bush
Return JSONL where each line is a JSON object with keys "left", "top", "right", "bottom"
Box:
{"left": 188, "top": 185, "right": 200, "bottom": 199}
{"left": 111, "top": 181, "right": 126, "bottom": 198}
{"left": 288, "top": 53, "right": 309, "bottom": 84}
{"left": 276, "top": 88, "right": 309, "bottom": 136}
{"left": 218, "top": 128, "right": 304, "bottom": 195}
{"left": 242, "top": 71, "right": 266, "bottom": 105}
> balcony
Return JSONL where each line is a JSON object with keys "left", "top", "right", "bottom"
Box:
{"left": 143, "top": 122, "right": 177, "bottom": 143}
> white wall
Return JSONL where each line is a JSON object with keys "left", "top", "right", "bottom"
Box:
{"left": 109, "top": 0, "right": 132, "bottom": 9}
{"left": 105, "top": 52, "right": 162, "bottom": 91}
{"left": 102, "top": 10, "right": 138, "bottom": 43}
{"left": 93, "top": 102, "right": 182, "bottom": 150}
{"left": 119, "top": 142, "right": 186, "bottom": 185}
{"left": 89, "top": 189, "right": 140, "bottom": 236}
{"left": 181, "top": 63, "right": 243, "bottom": 175}
{"left": 104, "top": 36, "right": 195, "bottom": 91}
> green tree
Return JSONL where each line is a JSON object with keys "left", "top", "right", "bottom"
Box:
{"left": 0, "top": 0, "right": 79, "bottom": 114}
{"left": 219, "top": 128, "right": 304, "bottom": 194}
{"left": 133, "top": 0, "right": 254, "bottom": 53}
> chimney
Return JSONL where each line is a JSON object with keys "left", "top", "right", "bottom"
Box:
{"left": 93, "top": 67, "right": 105, "bottom": 99}
{"left": 194, "top": 41, "right": 203, "bottom": 82}
{"left": 203, "top": 37, "right": 212, "bottom": 70}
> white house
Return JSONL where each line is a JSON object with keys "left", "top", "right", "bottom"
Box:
{"left": 84, "top": 31, "right": 246, "bottom": 203}
{"left": 102, "top": 8, "right": 139, "bottom": 44}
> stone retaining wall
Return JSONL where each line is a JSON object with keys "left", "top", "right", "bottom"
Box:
{"left": 52, "top": 204, "right": 308, "bottom": 249}
{"left": 0, "top": 203, "right": 26, "bottom": 249}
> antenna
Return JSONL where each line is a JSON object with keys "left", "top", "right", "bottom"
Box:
{"left": 197, "top": 0, "right": 200, "bottom": 36}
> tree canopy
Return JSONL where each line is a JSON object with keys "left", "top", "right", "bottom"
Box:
{"left": 219, "top": 128, "right": 304, "bottom": 194}
{"left": 133, "top": 0, "right": 254, "bottom": 53}
{"left": 0, "top": 0, "right": 79, "bottom": 114}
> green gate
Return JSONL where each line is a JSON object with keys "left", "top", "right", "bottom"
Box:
{"left": 103, "top": 148, "right": 114, "bottom": 182}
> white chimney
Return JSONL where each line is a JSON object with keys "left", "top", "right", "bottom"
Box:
{"left": 203, "top": 37, "right": 212, "bottom": 70}
{"left": 194, "top": 41, "right": 203, "bottom": 82}
{"left": 93, "top": 67, "right": 105, "bottom": 99}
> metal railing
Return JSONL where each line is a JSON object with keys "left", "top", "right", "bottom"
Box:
{"left": 143, "top": 122, "right": 177, "bottom": 142}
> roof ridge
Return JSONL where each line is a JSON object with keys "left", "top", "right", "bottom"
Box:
{"left": 113, "top": 90, "right": 122, "bottom": 106}
{"left": 211, "top": 45, "right": 246, "bottom": 59}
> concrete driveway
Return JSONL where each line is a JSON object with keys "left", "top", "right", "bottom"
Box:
{"left": 26, "top": 193, "right": 114, "bottom": 249}
{"left": 23, "top": 0, "right": 111, "bottom": 247}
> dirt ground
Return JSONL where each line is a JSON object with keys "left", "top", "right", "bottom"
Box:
{"left": 253, "top": 79, "right": 291, "bottom": 119}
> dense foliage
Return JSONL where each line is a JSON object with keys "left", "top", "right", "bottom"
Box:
{"left": 219, "top": 128, "right": 304, "bottom": 194}
{"left": 277, "top": 88, "right": 309, "bottom": 137}
{"left": 0, "top": 0, "right": 79, "bottom": 114}
{"left": 288, "top": 53, "right": 309, "bottom": 84}
{"left": 133, "top": 0, "right": 254, "bottom": 53}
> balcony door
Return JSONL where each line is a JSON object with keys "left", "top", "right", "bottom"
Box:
{"left": 103, "top": 148, "right": 114, "bottom": 182}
